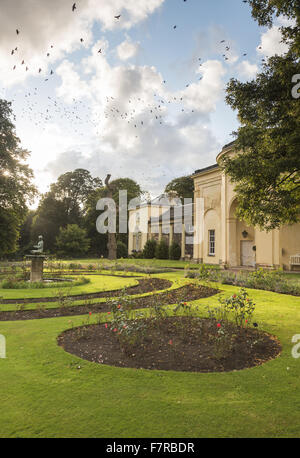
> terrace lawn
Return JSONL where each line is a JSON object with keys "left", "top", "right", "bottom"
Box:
{"left": 0, "top": 269, "right": 300, "bottom": 438}
{"left": 0, "top": 274, "right": 138, "bottom": 300}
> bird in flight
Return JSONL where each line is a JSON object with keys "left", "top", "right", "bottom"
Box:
{"left": 115, "top": 15, "right": 121, "bottom": 19}
{"left": 98, "top": 48, "right": 102, "bottom": 53}
{"left": 16, "top": 29, "right": 19, "bottom": 34}
{"left": 72, "top": 3, "right": 76, "bottom": 12}
{"left": 173, "top": 25, "right": 177, "bottom": 29}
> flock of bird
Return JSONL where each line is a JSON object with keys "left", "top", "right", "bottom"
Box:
{"left": 3, "top": 0, "right": 267, "bottom": 139}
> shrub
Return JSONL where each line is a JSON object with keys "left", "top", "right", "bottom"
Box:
{"left": 155, "top": 239, "right": 169, "bottom": 259}
{"left": 55, "top": 225, "right": 90, "bottom": 258}
{"left": 0, "top": 276, "right": 90, "bottom": 289}
{"left": 218, "top": 288, "right": 256, "bottom": 327}
{"left": 117, "top": 241, "right": 128, "bottom": 259}
{"left": 142, "top": 239, "right": 157, "bottom": 259}
{"left": 169, "top": 242, "right": 181, "bottom": 260}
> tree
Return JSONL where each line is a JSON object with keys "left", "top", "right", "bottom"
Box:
{"left": 32, "top": 169, "right": 102, "bottom": 253}
{"left": 55, "top": 224, "right": 90, "bottom": 258}
{"left": 91, "top": 176, "right": 145, "bottom": 258}
{"left": 155, "top": 239, "right": 169, "bottom": 259}
{"left": 104, "top": 174, "right": 117, "bottom": 260}
{"left": 142, "top": 239, "right": 157, "bottom": 259}
{"left": 0, "top": 99, "right": 37, "bottom": 256}
{"left": 221, "top": 1, "right": 300, "bottom": 230}
{"left": 17, "top": 210, "right": 35, "bottom": 256}
{"left": 169, "top": 242, "right": 181, "bottom": 260}
{"left": 50, "top": 169, "right": 102, "bottom": 221}
{"left": 117, "top": 241, "right": 128, "bottom": 258}
{"left": 83, "top": 188, "right": 108, "bottom": 257}
{"left": 83, "top": 176, "right": 145, "bottom": 258}
{"left": 31, "top": 192, "right": 72, "bottom": 253}
{"left": 165, "top": 176, "right": 194, "bottom": 200}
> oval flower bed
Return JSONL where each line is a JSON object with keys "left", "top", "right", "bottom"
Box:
{"left": 58, "top": 289, "right": 281, "bottom": 373}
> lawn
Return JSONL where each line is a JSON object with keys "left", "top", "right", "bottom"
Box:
{"left": 0, "top": 274, "right": 139, "bottom": 300}
{"left": 0, "top": 267, "right": 300, "bottom": 438}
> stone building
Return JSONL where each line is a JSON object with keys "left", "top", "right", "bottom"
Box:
{"left": 128, "top": 141, "right": 300, "bottom": 270}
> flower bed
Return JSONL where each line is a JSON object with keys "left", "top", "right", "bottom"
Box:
{"left": 58, "top": 288, "right": 281, "bottom": 373}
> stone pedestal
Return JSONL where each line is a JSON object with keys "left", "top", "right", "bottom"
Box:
{"left": 26, "top": 255, "right": 45, "bottom": 282}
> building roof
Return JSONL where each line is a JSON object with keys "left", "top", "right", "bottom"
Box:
{"left": 193, "top": 163, "right": 219, "bottom": 176}
{"left": 222, "top": 140, "right": 236, "bottom": 150}
{"left": 193, "top": 140, "right": 236, "bottom": 176}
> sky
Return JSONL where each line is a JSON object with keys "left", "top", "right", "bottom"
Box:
{"left": 0, "top": 0, "right": 290, "bottom": 201}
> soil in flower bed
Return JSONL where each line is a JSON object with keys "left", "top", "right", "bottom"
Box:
{"left": 57, "top": 317, "right": 281, "bottom": 372}
{"left": 0, "top": 283, "right": 218, "bottom": 321}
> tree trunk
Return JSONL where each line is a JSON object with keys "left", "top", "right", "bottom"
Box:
{"left": 105, "top": 174, "right": 117, "bottom": 260}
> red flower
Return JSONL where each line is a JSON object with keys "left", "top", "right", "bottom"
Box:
{"left": 217, "top": 323, "right": 221, "bottom": 328}
{"left": 117, "top": 304, "right": 121, "bottom": 309}
{"left": 89, "top": 312, "right": 92, "bottom": 316}
{"left": 105, "top": 323, "right": 108, "bottom": 328}
{"left": 169, "top": 339, "right": 173, "bottom": 345}
{"left": 233, "top": 295, "right": 236, "bottom": 298}
{"left": 113, "top": 328, "right": 117, "bottom": 332}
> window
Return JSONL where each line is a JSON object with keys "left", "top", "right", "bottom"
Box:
{"left": 208, "top": 230, "right": 215, "bottom": 256}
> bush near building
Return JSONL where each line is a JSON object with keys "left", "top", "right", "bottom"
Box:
{"left": 142, "top": 239, "right": 157, "bottom": 259}
{"left": 169, "top": 242, "right": 181, "bottom": 260}
{"left": 155, "top": 239, "right": 169, "bottom": 259}
{"left": 117, "top": 241, "right": 128, "bottom": 259}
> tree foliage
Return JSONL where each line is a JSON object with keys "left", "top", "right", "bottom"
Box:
{"left": 55, "top": 224, "right": 90, "bottom": 258}
{"left": 0, "top": 99, "right": 37, "bottom": 256}
{"left": 32, "top": 169, "right": 102, "bottom": 253}
{"left": 165, "top": 175, "right": 194, "bottom": 200}
{"left": 142, "top": 238, "right": 157, "bottom": 259}
{"left": 169, "top": 241, "right": 181, "bottom": 260}
{"left": 155, "top": 239, "right": 169, "bottom": 259}
{"left": 222, "top": 1, "right": 300, "bottom": 230}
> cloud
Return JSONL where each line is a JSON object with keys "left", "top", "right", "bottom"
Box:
{"left": 256, "top": 17, "right": 292, "bottom": 57}
{"left": 0, "top": 0, "right": 227, "bottom": 196}
{"left": 55, "top": 60, "right": 91, "bottom": 103}
{"left": 47, "top": 45, "right": 225, "bottom": 195}
{"left": 237, "top": 60, "right": 258, "bottom": 79}
{"left": 116, "top": 37, "right": 140, "bottom": 61}
{"left": 0, "top": 0, "right": 165, "bottom": 87}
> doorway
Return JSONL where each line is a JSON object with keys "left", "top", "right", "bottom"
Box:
{"left": 241, "top": 241, "right": 255, "bottom": 267}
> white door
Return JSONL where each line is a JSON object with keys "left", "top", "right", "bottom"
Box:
{"left": 241, "top": 241, "right": 255, "bottom": 267}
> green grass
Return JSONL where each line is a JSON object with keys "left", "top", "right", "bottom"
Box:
{"left": 0, "top": 272, "right": 182, "bottom": 312}
{"left": 0, "top": 269, "right": 300, "bottom": 437}
{"left": 0, "top": 274, "right": 138, "bottom": 301}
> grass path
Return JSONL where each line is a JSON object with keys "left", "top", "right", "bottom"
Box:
{"left": 0, "top": 273, "right": 300, "bottom": 437}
